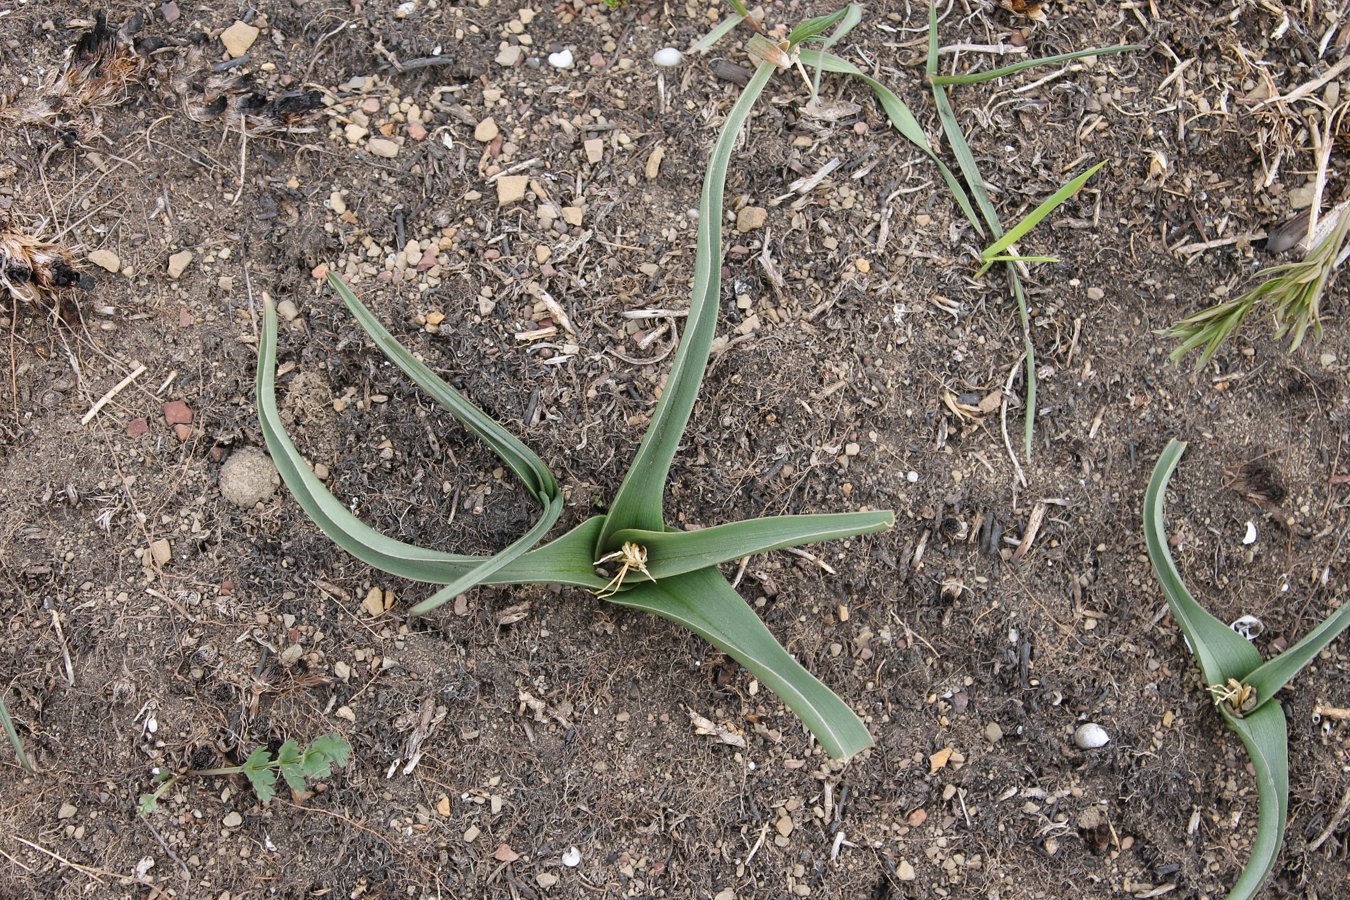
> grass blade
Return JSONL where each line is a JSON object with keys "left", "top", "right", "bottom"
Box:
{"left": 610, "top": 567, "right": 873, "bottom": 759}
{"left": 786, "top": 6, "right": 853, "bottom": 46}
{"left": 1243, "top": 601, "right": 1350, "bottom": 709}
{"left": 690, "top": 13, "right": 744, "bottom": 54}
{"left": 931, "top": 45, "right": 1139, "bottom": 86}
{"left": 800, "top": 49, "right": 982, "bottom": 233}
{"left": 977, "top": 161, "right": 1105, "bottom": 274}
{"left": 926, "top": 3, "right": 1035, "bottom": 457}
{"left": 598, "top": 62, "right": 776, "bottom": 549}
{"left": 1143, "top": 439, "right": 1263, "bottom": 685}
{"left": 612, "top": 511, "right": 893, "bottom": 582}
{"left": 328, "top": 274, "right": 557, "bottom": 505}
{"left": 0, "top": 695, "right": 32, "bottom": 772}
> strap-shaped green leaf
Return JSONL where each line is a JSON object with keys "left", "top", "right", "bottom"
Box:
{"left": 1143, "top": 439, "right": 1262, "bottom": 686}
{"left": 258, "top": 297, "right": 605, "bottom": 593}
{"left": 786, "top": 5, "right": 854, "bottom": 46}
{"left": 1244, "top": 600, "right": 1350, "bottom": 710}
{"left": 930, "top": 45, "right": 1139, "bottom": 86}
{"left": 612, "top": 511, "right": 893, "bottom": 583}
{"left": 598, "top": 62, "right": 777, "bottom": 549}
{"left": 327, "top": 274, "right": 558, "bottom": 505}
{"left": 799, "top": 49, "right": 982, "bottom": 234}
{"left": 608, "top": 566, "right": 873, "bottom": 760}
{"left": 1222, "top": 702, "right": 1289, "bottom": 900}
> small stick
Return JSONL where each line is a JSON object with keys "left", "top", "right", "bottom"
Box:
{"left": 1254, "top": 55, "right": 1350, "bottom": 109}
{"left": 1308, "top": 782, "right": 1350, "bottom": 853}
{"left": 6, "top": 834, "right": 114, "bottom": 883}
{"left": 1313, "top": 702, "right": 1350, "bottom": 721}
{"left": 50, "top": 611, "right": 73, "bottom": 686}
{"left": 1000, "top": 354, "right": 1028, "bottom": 488}
{"left": 784, "top": 545, "right": 837, "bottom": 575}
{"left": 80, "top": 362, "right": 146, "bottom": 425}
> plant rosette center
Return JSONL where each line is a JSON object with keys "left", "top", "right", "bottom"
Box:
{"left": 593, "top": 540, "right": 652, "bottom": 598}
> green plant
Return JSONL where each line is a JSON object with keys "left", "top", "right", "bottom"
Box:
{"left": 258, "top": 12, "right": 892, "bottom": 760}
{"left": 1144, "top": 439, "right": 1350, "bottom": 898}
{"left": 140, "top": 732, "right": 351, "bottom": 814}
{"left": 1, "top": 693, "right": 33, "bottom": 772}
{"left": 704, "top": 2, "right": 1134, "bottom": 460}
{"left": 920, "top": 8, "right": 1134, "bottom": 458}
{"left": 1165, "top": 203, "right": 1350, "bottom": 368}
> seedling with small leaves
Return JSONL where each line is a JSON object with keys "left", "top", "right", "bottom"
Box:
{"left": 139, "top": 732, "right": 351, "bottom": 814}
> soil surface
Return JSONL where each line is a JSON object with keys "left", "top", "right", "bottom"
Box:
{"left": 2, "top": 1, "right": 1348, "bottom": 898}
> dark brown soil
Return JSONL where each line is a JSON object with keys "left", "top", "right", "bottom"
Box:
{"left": 2, "top": 2, "right": 1348, "bottom": 898}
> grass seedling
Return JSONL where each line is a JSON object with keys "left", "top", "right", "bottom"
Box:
{"left": 1165, "top": 201, "right": 1350, "bottom": 368}
{"left": 1, "top": 694, "right": 33, "bottom": 772}
{"left": 923, "top": 7, "right": 1135, "bottom": 458}
{"left": 700, "top": 3, "right": 1135, "bottom": 459}
{"left": 1145, "top": 439, "right": 1350, "bottom": 898}
{"left": 140, "top": 732, "right": 350, "bottom": 814}
{"left": 258, "top": 12, "right": 892, "bottom": 760}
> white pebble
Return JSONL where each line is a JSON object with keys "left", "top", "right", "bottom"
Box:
{"left": 1242, "top": 520, "right": 1257, "bottom": 545}
{"left": 906, "top": 471, "right": 919, "bottom": 483}
{"left": 653, "top": 47, "right": 684, "bottom": 68}
{"left": 1074, "top": 723, "right": 1110, "bottom": 749}
{"left": 562, "top": 846, "right": 581, "bottom": 867}
{"left": 394, "top": 1, "right": 416, "bottom": 18}
{"left": 548, "top": 49, "right": 575, "bottom": 69}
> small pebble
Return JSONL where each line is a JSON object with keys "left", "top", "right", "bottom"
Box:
{"left": 548, "top": 49, "right": 575, "bottom": 69}
{"left": 166, "top": 250, "right": 194, "bottom": 279}
{"left": 1074, "top": 723, "right": 1110, "bottom": 749}
{"left": 163, "top": 400, "right": 193, "bottom": 425}
{"left": 562, "top": 846, "right": 581, "bottom": 867}
{"left": 220, "top": 21, "right": 259, "bottom": 58}
{"left": 366, "top": 138, "right": 399, "bottom": 159}
{"left": 653, "top": 47, "right": 684, "bottom": 67}
{"left": 223, "top": 811, "right": 243, "bottom": 828}
{"left": 57, "top": 802, "right": 78, "bottom": 820}
{"left": 88, "top": 249, "right": 121, "bottom": 273}
{"left": 474, "top": 117, "right": 499, "bottom": 142}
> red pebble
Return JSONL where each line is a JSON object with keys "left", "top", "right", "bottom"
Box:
{"left": 127, "top": 417, "right": 149, "bottom": 437}
{"left": 163, "top": 400, "right": 193, "bottom": 425}
{"left": 173, "top": 424, "right": 193, "bottom": 442}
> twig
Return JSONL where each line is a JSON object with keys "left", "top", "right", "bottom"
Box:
{"left": 1308, "top": 782, "right": 1350, "bottom": 852}
{"left": 50, "top": 611, "right": 73, "bottom": 686}
{"left": 784, "top": 545, "right": 837, "bottom": 575}
{"left": 1254, "top": 56, "right": 1350, "bottom": 109}
{"left": 1000, "top": 354, "right": 1028, "bottom": 488}
{"left": 80, "top": 362, "right": 146, "bottom": 425}
{"left": 4, "top": 834, "right": 114, "bottom": 884}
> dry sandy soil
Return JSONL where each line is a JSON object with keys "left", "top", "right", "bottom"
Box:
{"left": 1, "top": 1, "right": 1348, "bottom": 897}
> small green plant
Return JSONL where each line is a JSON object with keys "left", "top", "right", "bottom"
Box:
{"left": 1165, "top": 203, "right": 1350, "bottom": 368}
{"left": 258, "top": 9, "right": 893, "bottom": 760}
{"left": 1145, "top": 439, "right": 1350, "bottom": 899}
{"left": 1, "top": 693, "right": 33, "bottom": 772}
{"left": 139, "top": 732, "right": 351, "bottom": 814}
{"left": 705, "top": 2, "right": 1134, "bottom": 460}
